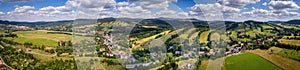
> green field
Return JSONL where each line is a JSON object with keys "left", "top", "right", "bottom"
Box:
{"left": 279, "top": 39, "right": 300, "bottom": 46}
{"left": 4, "top": 30, "right": 72, "bottom": 47}
{"left": 225, "top": 53, "right": 281, "bottom": 70}
{"left": 278, "top": 49, "right": 300, "bottom": 61}
{"left": 4, "top": 37, "right": 58, "bottom": 47}
{"left": 199, "top": 31, "right": 210, "bottom": 43}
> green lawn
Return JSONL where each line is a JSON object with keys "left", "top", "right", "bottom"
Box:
{"left": 225, "top": 53, "right": 281, "bottom": 70}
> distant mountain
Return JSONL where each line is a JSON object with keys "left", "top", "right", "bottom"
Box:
{"left": 0, "top": 20, "right": 73, "bottom": 26}
{"left": 285, "top": 20, "right": 300, "bottom": 24}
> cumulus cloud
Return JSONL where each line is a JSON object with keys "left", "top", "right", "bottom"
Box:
{"left": 0, "top": 12, "right": 4, "bottom": 15}
{"left": 155, "top": 9, "right": 188, "bottom": 18}
{"left": 79, "top": 0, "right": 115, "bottom": 9}
{"left": 262, "top": 2, "right": 268, "bottom": 6}
{"left": 218, "top": 0, "right": 260, "bottom": 8}
{"left": 117, "top": 1, "right": 129, "bottom": 6}
{"left": 1, "top": 0, "right": 78, "bottom": 22}
{"left": 128, "top": 0, "right": 177, "bottom": 9}
{"left": 1, "top": 0, "right": 32, "bottom": 3}
{"left": 189, "top": 3, "right": 240, "bottom": 15}
{"left": 269, "top": 1, "right": 300, "bottom": 10}
{"left": 116, "top": 5, "right": 153, "bottom": 18}
{"left": 241, "top": 9, "right": 300, "bottom": 21}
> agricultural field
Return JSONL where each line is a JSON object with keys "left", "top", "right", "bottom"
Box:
{"left": 3, "top": 30, "right": 72, "bottom": 47}
{"left": 249, "top": 48, "right": 300, "bottom": 70}
{"left": 278, "top": 49, "right": 300, "bottom": 61}
{"left": 279, "top": 39, "right": 300, "bottom": 46}
{"left": 225, "top": 53, "right": 280, "bottom": 70}
{"left": 199, "top": 31, "right": 210, "bottom": 43}
{"left": 197, "top": 60, "right": 208, "bottom": 70}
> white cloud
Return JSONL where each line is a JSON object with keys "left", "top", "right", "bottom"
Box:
{"left": 117, "top": 5, "right": 153, "bottom": 18}
{"left": 269, "top": 1, "right": 300, "bottom": 10}
{"left": 189, "top": 3, "right": 240, "bottom": 14}
{"left": 241, "top": 9, "right": 300, "bottom": 21}
{"left": 129, "top": 0, "right": 177, "bottom": 10}
{"left": 79, "top": 0, "right": 115, "bottom": 9}
{"left": 262, "top": 2, "right": 267, "bottom": 6}
{"left": 1, "top": 0, "right": 78, "bottom": 22}
{"left": 252, "top": 7, "right": 256, "bottom": 9}
{"left": 218, "top": 0, "right": 261, "bottom": 8}
{"left": 10, "top": 6, "right": 35, "bottom": 13}
{"left": 117, "top": 2, "right": 129, "bottom": 6}
{"left": 155, "top": 9, "right": 188, "bottom": 18}
{"left": 0, "top": 11, "right": 4, "bottom": 15}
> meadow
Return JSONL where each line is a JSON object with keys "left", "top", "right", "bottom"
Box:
{"left": 225, "top": 53, "right": 281, "bottom": 70}
{"left": 4, "top": 30, "right": 72, "bottom": 47}
{"left": 250, "top": 48, "right": 300, "bottom": 70}
{"left": 199, "top": 31, "right": 210, "bottom": 43}
{"left": 279, "top": 39, "right": 300, "bottom": 46}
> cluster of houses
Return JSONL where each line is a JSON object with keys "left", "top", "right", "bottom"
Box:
{"left": 226, "top": 43, "right": 247, "bottom": 56}
{"left": 6, "top": 25, "right": 34, "bottom": 31}
{"left": 97, "top": 32, "right": 129, "bottom": 59}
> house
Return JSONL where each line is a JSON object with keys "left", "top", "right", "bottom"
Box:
{"left": 198, "top": 51, "right": 205, "bottom": 55}
{"left": 175, "top": 51, "right": 181, "bottom": 55}
{"left": 182, "top": 63, "right": 192, "bottom": 69}
{"left": 107, "top": 51, "right": 114, "bottom": 56}
{"left": 26, "top": 48, "right": 32, "bottom": 52}
{"left": 120, "top": 54, "right": 127, "bottom": 59}
{"left": 99, "top": 48, "right": 105, "bottom": 52}
{"left": 45, "top": 47, "right": 53, "bottom": 51}
{"left": 128, "top": 57, "right": 136, "bottom": 63}
{"left": 168, "top": 46, "right": 174, "bottom": 50}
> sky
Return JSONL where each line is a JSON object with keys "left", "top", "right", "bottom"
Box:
{"left": 0, "top": 0, "right": 299, "bottom": 22}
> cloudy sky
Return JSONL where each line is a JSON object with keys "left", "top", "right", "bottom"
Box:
{"left": 0, "top": 0, "right": 299, "bottom": 22}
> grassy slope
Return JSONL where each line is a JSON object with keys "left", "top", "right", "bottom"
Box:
{"left": 250, "top": 49, "right": 300, "bottom": 70}
{"left": 279, "top": 39, "right": 300, "bottom": 46}
{"left": 278, "top": 49, "right": 300, "bottom": 61}
{"left": 4, "top": 37, "right": 58, "bottom": 47}
{"left": 225, "top": 52, "right": 280, "bottom": 70}
{"left": 199, "top": 31, "right": 210, "bottom": 43}
{"left": 197, "top": 60, "right": 208, "bottom": 70}
{"left": 4, "top": 30, "right": 72, "bottom": 47}
{"left": 171, "top": 28, "right": 196, "bottom": 43}
{"left": 15, "top": 30, "right": 72, "bottom": 41}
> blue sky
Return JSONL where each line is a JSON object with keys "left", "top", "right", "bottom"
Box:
{"left": 0, "top": 0, "right": 299, "bottom": 22}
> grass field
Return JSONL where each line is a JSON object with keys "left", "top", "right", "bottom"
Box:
{"left": 4, "top": 37, "right": 59, "bottom": 47}
{"left": 133, "top": 30, "right": 171, "bottom": 49}
{"left": 261, "top": 25, "right": 274, "bottom": 29}
{"left": 15, "top": 30, "right": 72, "bottom": 41}
{"left": 225, "top": 52, "right": 280, "bottom": 70}
{"left": 279, "top": 39, "right": 300, "bottom": 46}
{"left": 250, "top": 49, "right": 300, "bottom": 70}
{"left": 3, "top": 30, "right": 72, "bottom": 47}
{"left": 197, "top": 60, "right": 208, "bottom": 70}
{"left": 171, "top": 28, "right": 196, "bottom": 43}
{"left": 189, "top": 30, "right": 200, "bottom": 46}
{"left": 199, "top": 31, "right": 210, "bottom": 43}
{"left": 278, "top": 49, "right": 300, "bottom": 61}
